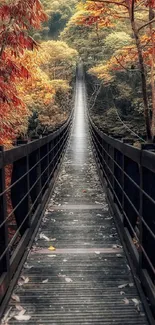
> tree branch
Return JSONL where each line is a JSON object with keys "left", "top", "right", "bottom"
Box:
{"left": 131, "top": 0, "right": 135, "bottom": 22}
{"left": 138, "top": 18, "right": 155, "bottom": 32}
{"left": 114, "top": 15, "right": 146, "bottom": 21}
{"left": 114, "top": 55, "right": 139, "bottom": 72}
{"left": 89, "top": 0, "right": 128, "bottom": 9}
{"left": 114, "top": 56, "right": 130, "bottom": 71}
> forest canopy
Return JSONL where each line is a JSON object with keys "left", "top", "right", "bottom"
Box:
{"left": 0, "top": 0, "right": 78, "bottom": 146}
{"left": 1, "top": 0, "right": 155, "bottom": 144}
{"left": 62, "top": 0, "right": 155, "bottom": 142}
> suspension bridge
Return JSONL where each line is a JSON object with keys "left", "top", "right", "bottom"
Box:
{"left": 0, "top": 66, "right": 154, "bottom": 324}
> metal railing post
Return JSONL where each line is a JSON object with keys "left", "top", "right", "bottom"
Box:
{"left": 141, "top": 145, "right": 155, "bottom": 283}
{"left": 139, "top": 160, "right": 143, "bottom": 276}
{"left": 0, "top": 146, "right": 9, "bottom": 275}
{"left": 11, "top": 141, "right": 30, "bottom": 236}
{"left": 49, "top": 138, "right": 54, "bottom": 181}
{"left": 40, "top": 139, "right": 49, "bottom": 195}
{"left": 29, "top": 142, "right": 42, "bottom": 211}
{"left": 113, "top": 148, "right": 123, "bottom": 208}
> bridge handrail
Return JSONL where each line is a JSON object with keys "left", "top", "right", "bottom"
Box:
{"left": 0, "top": 109, "right": 73, "bottom": 316}
{"left": 88, "top": 114, "right": 155, "bottom": 315}
{"left": 0, "top": 109, "right": 73, "bottom": 167}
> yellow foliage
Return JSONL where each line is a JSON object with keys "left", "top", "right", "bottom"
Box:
{"left": 17, "top": 50, "right": 54, "bottom": 111}
{"left": 40, "top": 40, "right": 77, "bottom": 62}
{"left": 16, "top": 40, "right": 77, "bottom": 131}
{"left": 50, "top": 79, "right": 70, "bottom": 92}
{"left": 89, "top": 64, "right": 114, "bottom": 84}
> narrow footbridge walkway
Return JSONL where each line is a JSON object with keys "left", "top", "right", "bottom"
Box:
{"left": 5, "top": 76, "right": 149, "bottom": 324}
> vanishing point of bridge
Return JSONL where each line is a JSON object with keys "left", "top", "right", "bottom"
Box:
{"left": 0, "top": 67, "right": 154, "bottom": 324}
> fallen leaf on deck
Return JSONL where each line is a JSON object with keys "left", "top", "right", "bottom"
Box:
{"left": 42, "top": 279, "right": 48, "bottom": 283}
{"left": 21, "top": 276, "right": 29, "bottom": 284}
{"left": 18, "top": 276, "right": 29, "bottom": 286}
{"left": 11, "top": 294, "right": 20, "bottom": 302}
{"left": 123, "top": 298, "right": 129, "bottom": 305}
{"left": 1, "top": 307, "right": 13, "bottom": 324}
{"left": 132, "top": 298, "right": 139, "bottom": 304}
{"left": 112, "top": 244, "right": 122, "bottom": 248}
{"left": 116, "top": 254, "right": 123, "bottom": 258}
{"left": 48, "top": 246, "right": 56, "bottom": 251}
{"left": 24, "top": 263, "right": 32, "bottom": 269}
{"left": 118, "top": 284, "right": 128, "bottom": 289}
{"left": 65, "top": 277, "right": 73, "bottom": 283}
{"left": 58, "top": 274, "right": 66, "bottom": 278}
{"left": 39, "top": 233, "right": 50, "bottom": 241}
{"left": 14, "top": 314, "right": 31, "bottom": 321}
{"left": 15, "top": 305, "right": 26, "bottom": 313}
{"left": 132, "top": 298, "right": 140, "bottom": 311}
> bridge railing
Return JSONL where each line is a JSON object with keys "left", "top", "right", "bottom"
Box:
{"left": 0, "top": 112, "right": 73, "bottom": 313}
{"left": 89, "top": 116, "right": 155, "bottom": 312}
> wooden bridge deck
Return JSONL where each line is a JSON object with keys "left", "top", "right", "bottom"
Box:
{"left": 3, "top": 77, "right": 149, "bottom": 324}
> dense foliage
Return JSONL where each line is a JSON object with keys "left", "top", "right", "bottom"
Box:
{"left": 19, "top": 40, "right": 77, "bottom": 137}
{"left": 39, "top": 0, "right": 78, "bottom": 40}
{"left": 0, "top": 0, "right": 46, "bottom": 144}
{"left": 2, "top": 0, "right": 155, "bottom": 144}
{"left": 62, "top": 0, "right": 155, "bottom": 142}
{"left": 0, "top": 0, "right": 78, "bottom": 146}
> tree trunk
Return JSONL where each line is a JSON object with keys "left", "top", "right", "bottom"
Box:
{"left": 149, "top": 8, "right": 155, "bottom": 139}
{"left": 130, "top": 19, "right": 152, "bottom": 141}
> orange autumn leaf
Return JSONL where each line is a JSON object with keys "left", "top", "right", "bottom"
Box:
{"left": 0, "top": 0, "right": 47, "bottom": 145}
